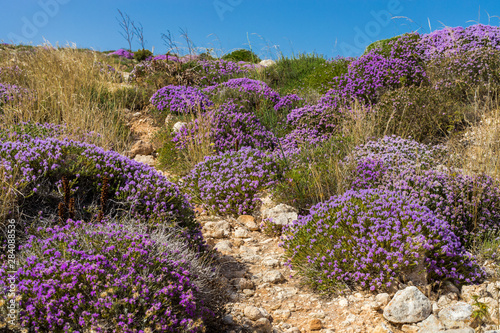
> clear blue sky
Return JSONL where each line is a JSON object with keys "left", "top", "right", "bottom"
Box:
{"left": 2, "top": 0, "right": 500, "bottom": 59}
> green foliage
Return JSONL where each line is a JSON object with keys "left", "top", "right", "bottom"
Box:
{"left": 363, "top": 35, "right": 402, "bottom": 56}
{"left": 222, "top": 49, "right": 261, "bottom": 63}
{"left": 376, "top": 85, "right": 468, "bottom": 143}
{"left": 133, "top": 49, "right": 153, "bottom": 62}
{"left": 304, "top": 58, "right": 351, "bottom": 94}
{"left": 261, "top": 53, "right": 327, "bottom": 95}
{"left": 273, "top": 135, "right": 352, "bottom": 213}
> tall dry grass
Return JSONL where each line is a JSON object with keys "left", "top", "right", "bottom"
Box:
{"left": 0, "top": 44, "right": 131, "bottom": 151}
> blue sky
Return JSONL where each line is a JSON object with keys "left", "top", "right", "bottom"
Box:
{"left": 2, "top": 0, "right": 500, "bottom": 59}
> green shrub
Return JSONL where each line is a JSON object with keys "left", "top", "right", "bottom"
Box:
{"left": 363, "top": 35, "right": 402, "bottom": 56}
{"left": 273, "top": 135, "right": 353, "bottom": 213}
{"left": 112, "top": 86, "right": 154, "bottom": 111}
{"left": 133, "top": 49, "right": 153, "bottom": 62}
{"left": 304, "top": 58, "right": 351, "bottom": 94}
{"left": 375, "top": 85, "right": 467, "bottom": 143}
{"left": 222, "top": 49, "right": 261, "bottom": 63}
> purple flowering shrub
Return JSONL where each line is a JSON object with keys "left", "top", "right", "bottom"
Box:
{"left": 281, "top": 188, "right": 484, "bottom": 292}
{"left": 0, "top": 82, "right": 30, "bottom": 107}
{"left": 0, "top": 135, "right": 203, "bottom": 251}
{"left": 203, "top": 78, "right": 281, "bottom": 111}
{"left": 150, "top": 85, "right": 213, "bottom": 114}
{"left": 0, "top": 219, "right": 220, "bottom": 332}
{"left": 329, "top": 33, "right": 427, "bottom": 104}
{"left": 108, "top": 49, "right": 134, "bottom": 59}
{"left": 0, "top": 122, "right": 101, "bottom": 144}
{"left": 173, "top": 101, "right": 278, "bottom": 153}
{"left": 346, "top": 136, "right": 500, "bottom": 247}
{"left": 183, "top": 148, "right": 281, "bottom": 216}
{"left": 197, "top": 59, "right": 249, "bottom": 86}
{"left": 274, "top": 93, "right": 304, "bottom": 112}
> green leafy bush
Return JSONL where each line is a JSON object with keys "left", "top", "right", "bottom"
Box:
{"left": 363, "top": 35, "right": 402, "bottom": 56}
{"left": 133, "top": 49, "right": 153, "bottom": 62}
{"left": 222, "top": 49, "right": 261, "bottom": 63}
{"left": 304, "top": 58, "right": 351, "bottom": 94}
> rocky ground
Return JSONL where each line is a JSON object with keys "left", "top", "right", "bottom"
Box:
{"left": 127, "top": 108, "right": 500, "bottom": 333}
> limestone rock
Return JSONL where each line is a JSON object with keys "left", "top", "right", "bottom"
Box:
{"left": 262, "top": 270, "right": 285, "bottom": 284}
{"left": 418, "top": 314, "right": 443, "bottom": 333}
{"left": 273, "top": 309, "right": 291, "bottom": 320}
{"left": 285, "top": 328, "right": 301, "bottom": 333}
{"left": 234, "top": 227, "right": 249, "bottom": 238}
{"left": 383, "top": 286, "right": 432, "bottom": 324}
{"left": 244, "top": 305, "right": 264, "bottom": 320}
{"left": 214, "top": 240, "right": 232, "bottom": 253}
{"left": 438, "top": 302, "right": 473, "bottom": 329}
{"left": 259, "top": 59, "right": 276, "bottom": 67}
{"left": 237, "top": 215, "right": 260, "bottom": 231}
{"left": 263, "top": 204, "right": 298, "bottom": 226}
{"left": 172, "top": 121, "right": 187, "bottom": 133}
{"left": 254, "top": 317, "right": 272, "bottom": 332}
{"left": 204, "top": 221, "right": 231, "bottom": 238}
{"left": 309, "top": 318, "right": 322, "bottom": 331}
{"left": 133, "top": 154, "right": 156, "bottom": 166}
{"left": 233, "top": 278, "right": 255, "bottom": 290}
{"left": 130, "top": 140, "right": 153, "bottom": 157}
{"left": 376, "top": 293, "right": 391, "bottom": 307}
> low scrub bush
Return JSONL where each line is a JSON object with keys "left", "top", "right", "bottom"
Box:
{"left": 304, "top": 57, "right": 351, "bottom": 94}
{"left": 150, "top": 85, "right": 213, "bottom": 114}
{"left": 346, "top": 136, "right": 500, "bottom": 247}
{"left": 0, "top": 131, "right": 202, "bottom": 250}
{"left": 183, "top": 148, "right": 281, "bottom": 216}
{"left": 222, "top": 49, "right": 261, "bottom": 64}
{"left": 133, "top": 49, "right": 153, "bottom": 62}
{"left": 173, "top": 101, "right": 278, "bottom": 154}
{"left": 281, "top": 188, "right": 484, "bottom": 293}
{"left": 108, "top": 49, "right": 134, "bottom": 59}
{"left": 203, "top": 78, "right": 280, "bottom": 112}
{"left": 0, "top": 219, "right": 225, "bottom": 332}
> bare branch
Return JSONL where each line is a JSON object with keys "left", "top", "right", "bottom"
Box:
{"left": 116, "top": 9, "right": 134, "bottom": 51}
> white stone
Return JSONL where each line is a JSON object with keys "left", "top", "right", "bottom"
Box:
{"left": 263, "top": 204, "right": 298, "bottom": 226}
{"left": 214, "top": 240, "right": 232, "bottom": 253}
{"left": 172, "top": 121, "right": 187, "bottom": 133}
{"left": 376, "top": 293, "right": 391, "bottom": 306}
{"left": 234, "top": 227, "right": 249, "bottom": 238}
{"left": 418, "top": 314, "right": 443, "bottom": 333}
{"left": 244, "top": 305, "right": 264, "bottom": 320}
{"left": 133, "top": 154, "right": 156, "bottom": 166}
{"left": 438, "top": 302, "right": 473, "bottom": 329}
{"left": 259, "top": 59, "right": 276, "bottom": 67}
{"left": 383, "top": 286, "right": 432, "bottom": 324}
{"left": 262, "top": 270, "right": 285, "bottom": 284}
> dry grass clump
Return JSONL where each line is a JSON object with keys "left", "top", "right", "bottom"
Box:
{"left": 0, "top": 44, "right": 131, "bottom": 151}
{"left": 448, "top": 108, "right": 500, "bottom": 179}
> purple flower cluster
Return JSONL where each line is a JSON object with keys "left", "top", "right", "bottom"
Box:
{"left": 173, "top": 100, "right": 278, "bottom": 153}
{"left": 0, "top": 219, "right": 211, "bottom": 332}
{"left": 203, "top": 78, "right": 281, "bottom": 108}
{"left": 0, "top": 134, "right": 204, "bottom": 250}
{"left": 183, "top": 147, "right": 280, "bottom": 216}
{"left": 0, "top": 122, "right": 101, "bottom": 144}
{"left": 274, "top": 93, "right": 304, "bottom": 112}
{"left": 329, "top": 34, "right": 427, "bottom": 104}
{"left": 345, "top": 136, "right": 500, "bottom": 247}
{"left": 107, "top": 49, "right": 134, "bottom": 59}
{"left": 153, "top": 54, "right": 180, "bottom": 62}
{"left": 0, "top": 82, "right": 29, "bottom": 104}
{"left": 420, "top": 24, "right": 500, "bottom": 60}
{"left": 197, "top": 59, "right": 249, "bottom": 86}
{"left": 281, "top": 188, "right": 484, "bottom": 292}
{"left": 150, "top": 85, "right": 213, "bottom": 114}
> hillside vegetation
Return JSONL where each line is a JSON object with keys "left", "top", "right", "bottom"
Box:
{"left": 1, "top": 24, "right": 500, "bottom": 332}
